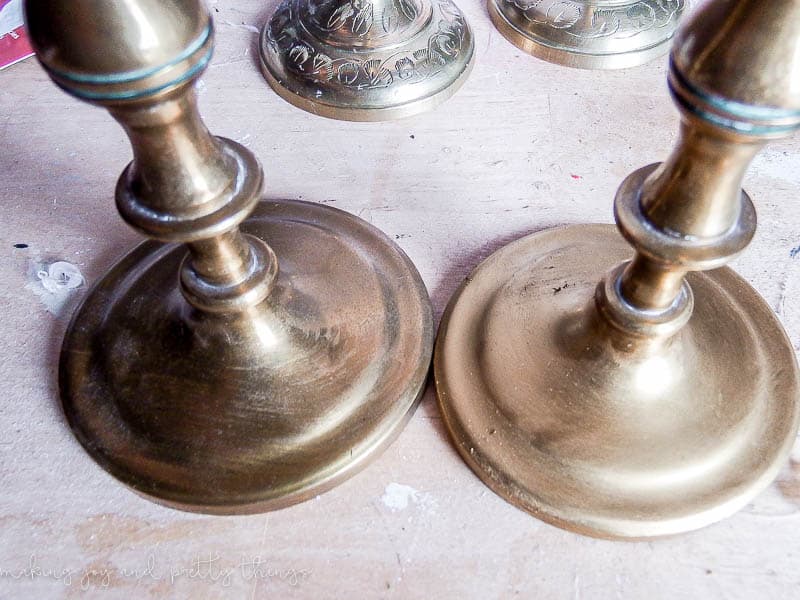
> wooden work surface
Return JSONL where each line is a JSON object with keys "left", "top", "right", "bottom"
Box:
{"left": 2, "top": 1, "right": 800, "bottom": 598}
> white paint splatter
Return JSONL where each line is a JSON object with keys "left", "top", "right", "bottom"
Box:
{"left": 791, "top": 440, "right": 800, "bottom": 463}
{"left": 220, "top": 20, "right": 260, "bottom": 34}
{"left": 26, "top": 260, "right": 85, "bottom": 315}
{"left": 381, "top": 483, "right": 435, "bottom": 512}
{"left": 37, "top": 261, "right": 83, "bottom": 293}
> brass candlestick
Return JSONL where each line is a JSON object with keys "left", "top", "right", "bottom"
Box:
{"left": 436, "top": 0, "right": 800, "bottom": 538}
{"left": 259, "top": 0, "right": 475, "bottom": 120}
{"left": 489, "top": 0, "right": 687, "bottom": 69}
{"left": 26, "top": 0, "right": 433, "bottom": 513}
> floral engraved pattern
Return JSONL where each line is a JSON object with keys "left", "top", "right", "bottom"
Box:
{"left": 507, "top": 0, "right": 684, "bottom": 39}
{"left": 324, "top": 0, "right": 421, "bottom": 36}
{"left": 267, "top": 0, "right": 468, "bottom": 91}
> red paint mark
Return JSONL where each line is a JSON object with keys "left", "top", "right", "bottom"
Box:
{"left": 570, "top": 174, "right": 582, "bottom": 180}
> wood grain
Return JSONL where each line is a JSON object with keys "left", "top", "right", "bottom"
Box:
{"left": 1, "top": 1, "right": 800, "bottom": 598}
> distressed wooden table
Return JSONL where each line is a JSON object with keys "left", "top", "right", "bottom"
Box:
{"left": 2, "top": 1, "right": 800, "bottom": 598}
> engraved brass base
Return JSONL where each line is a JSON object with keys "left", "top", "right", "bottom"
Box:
{"left": 488, "top": 0, "right": 686, "bottom": 69}
{"left": 61, "top": 200, "right": 433, "bottom": 514}
{"left": 435, "top": 224, "right": 800, "bottom": 539}
{"left": 259, "top": 0, "right": 475, "bottom": 121}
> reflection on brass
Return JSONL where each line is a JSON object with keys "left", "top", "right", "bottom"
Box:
{"left": 26, "top": 0, "right": 433, "bottom": 513}
{"left": 259, "top": 0, "right": 475, "bottom": 121}
{"left": 435, "top": 0, "right": 800, "bottom": 538}
{"left": 489, "top": 0, "right": 687, "bottom": 69}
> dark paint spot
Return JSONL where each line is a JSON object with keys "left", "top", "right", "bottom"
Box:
{"left": 13, "top": 243, "right": 28, "bottom": 249}
{"left": 553, "top": 283, "right": 570, "bottom": 294}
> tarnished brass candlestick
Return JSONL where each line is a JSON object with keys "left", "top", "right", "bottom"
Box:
{"left": 259, "top": 0, "right": 475, "bottom": 120}
{"left": 489, "top": 0, "right": 687, "bottom": 69}
{"left": 26, "top": 0, "right": 433, "bottom": 513}
{"left": 436, "top": 0, "right": 800, "bottom": 538}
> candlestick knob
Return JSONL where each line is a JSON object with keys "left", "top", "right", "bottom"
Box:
{"left": 435, "top": 0, "right": 800, "bottom": 538}
{"left": 27, "top": 0, "right": 433, "bottom": 513}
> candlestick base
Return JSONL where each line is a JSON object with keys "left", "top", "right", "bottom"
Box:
{"left": 434, "top": 224, "right": 799, "bottom": 538}
{"left": 259, "top": 0, "right": 475, "bottom": 121}
{"left": 61, "top": 199, "right": 433, "bottom": 514}
{"left": 488, "top": 0, "right": 686, "bottom": 69}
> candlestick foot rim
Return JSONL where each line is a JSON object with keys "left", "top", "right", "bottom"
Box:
{"left": 60, "top": 199, "right": 434, "bottom": 514}
{"left": 488, "top": 0, "right": 685, "bottom": 70}
{"left": 434, "top": 224, "right": 799, "bottom": 539}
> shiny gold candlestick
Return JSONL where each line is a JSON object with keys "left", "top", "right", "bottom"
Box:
{"left": 489, "top": 0, "right": 687, "bottom": 69}
{"left": 26, "top": 0, "right": 433, "bottom": 513}
{"left": 259, "top": 0, "right": 475, "bottom": 120}
{"left": 436, "top": 0, "right": 800, "bottom": 538}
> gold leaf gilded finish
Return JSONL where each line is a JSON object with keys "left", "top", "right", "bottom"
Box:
{"left": 435, "top": 0, "right": 800, "bottom": 538}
